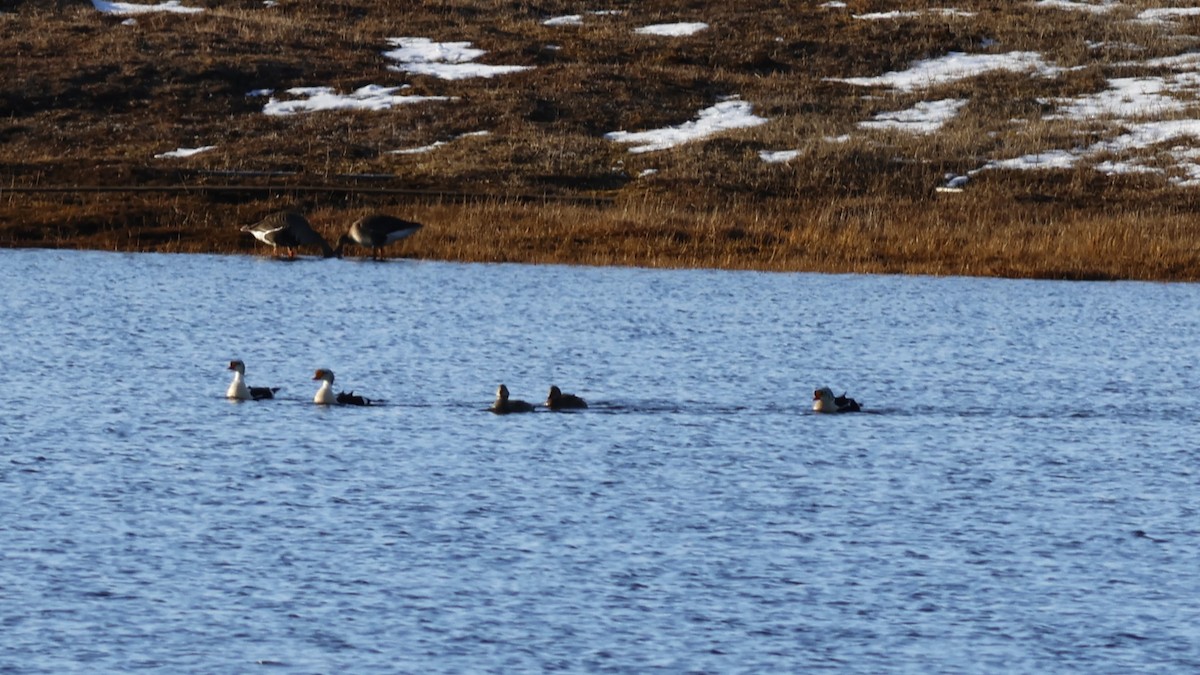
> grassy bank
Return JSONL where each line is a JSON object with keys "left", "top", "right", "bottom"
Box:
{"left": 3, "top": 1, "right": 1200, "bottom": 279}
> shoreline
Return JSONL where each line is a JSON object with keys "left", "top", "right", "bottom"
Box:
{"left": 2, "top": 196, "right": 1197, "bottom": 282}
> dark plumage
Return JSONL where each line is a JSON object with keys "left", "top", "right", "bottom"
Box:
{"left": 545, "top": 385, "right": 587, "bottom": 410}
{"left": 336, "top": 391, "right": 371, "bottom": 406}
{"left": 490, "top": 384, "right": 535, "bottom": 414}
{"left": 250, "top": 386, "right": 279, "bottom": 400}
{"left": 833, "top": 393, "right": 861, "bottom": 412}
{"left": 336, "top": 214, "right": 424, "bottom": 260}
{"left": 241, "top": 211, "right": 335, "bottom": 258}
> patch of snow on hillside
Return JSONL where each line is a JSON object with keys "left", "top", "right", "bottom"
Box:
{"left": 1094, "top": 159, "right": 1159, "bottom": 175}
{"left": 262, "top": 85, "right": 451, "bottom": 116}
{"left": 860, "top": 99, "right": 968, "bottom": 134}
{"left": 390, "top": 131, "right": 490, "bottom": 155}
{"left": 1093, "top": 120, "right": 1200, "bottom": 158}
{"left": 830, "top": 52, "right": 1058, "bottom": 92}
{"left": 760, "top": 149, "right": 800, "bottom": 163}
{"left": 1168, "top": 147, "right": 1200, "bottom": 186}
{"left": 154, "top": 145, "right": 215, "bottom": 159}
{"left": 634, "top": 22, "right": 709, "bottom": 37}
{"left": 91, "top": 0, "right": 203, "bottom": 14}
{"left": 1047, "top": 77, "right": 1200, "bottom": 119}
{"left": 988, "top": 120, "right": 1200, "bottom": 184}
{"left": 1135, "top": 8, "right": 1200, "bottom": 24}
{"left": 1033, "top": 0, "right": 1120, "bottom": 13}
{"left": 384, "top": 38, "right": 532, "bottom": 80}
{"left": 543, "top": 15, "right": 583, "bottom": 26}
{"left": 1138, "top": 52, "right": 1200, "bottom": 70}
{"left": 605, "top": 99, "right": 767, "bottom": 153}
{"left": 385, "top": 38, "right": 485, "bottom": 63}
{"left": 853, "top": 9, "right": 976, "bottom": 19}
{"left": 989, "top": 149, "right": 1082, "bottom": 171}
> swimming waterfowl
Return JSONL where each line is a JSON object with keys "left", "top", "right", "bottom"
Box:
{"left": 225, "top": 359, "right": 279, "bottom": 400}
{"left": 813, "top": 387, "right": 862, "bottom": 413}
{"left": 336, "top": 214, "right": 424, "bottom": 260}
{"left": 545, "top": 385, "right": 587, "bottom": 410}
{"left": 312, "top": 368, "right": 337, "bottom": 404}
{"left": 242, "top": 211, "right": 335, "bottom": 258}
{"left": 313, "top": 369, "right": 373, "bottom": 405}
{"left": 490, "top": 384, "right": 535, "bottom": 414}
{"left": 338, "top": 389, "right": 369, "bottom": 403}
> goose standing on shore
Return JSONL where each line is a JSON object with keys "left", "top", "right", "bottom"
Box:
{"left": 490, "top": 384, "right": 535, "bottom": 414}
{"left": 813, "top": 387, "right": 862, "bottom": 413}
{"left": 242, "top": 211, "right": 335, "bottom": 258}
{"left": 226, "top": 360, "right": 279, "bottom": 400}
{"left": 545, "top": 385, "right": 587, "bottom": 410}
{"left": 336, "top": 214, "right": 423, "bottom": 260}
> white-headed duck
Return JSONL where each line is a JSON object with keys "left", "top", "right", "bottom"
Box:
{"left": 226, "top": 359, "right": 279, "bottom": 400}
{"left": 813, "top": 387, "right": 861, "bottom": 413}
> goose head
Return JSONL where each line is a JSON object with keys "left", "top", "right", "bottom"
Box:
{"left": 228, "top": 359, "right": 246, "bottom": 375}
{"left": 313, "top": 369, "right": 335, "bottom": 384}
{"left": 496, "top": 383, "right": 510, "bottom": 402}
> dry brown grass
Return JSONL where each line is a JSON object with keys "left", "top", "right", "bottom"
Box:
{"left": 3, "top": 0, "right": 1200, "bottom": 279}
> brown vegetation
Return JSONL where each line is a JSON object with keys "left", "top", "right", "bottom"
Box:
{"left": 2, "top": 0, "right": 1200, "bottom": 279}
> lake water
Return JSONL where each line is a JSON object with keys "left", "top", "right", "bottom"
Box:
{"left": 2, "top": 248, "right": 1199, "bottom": 672}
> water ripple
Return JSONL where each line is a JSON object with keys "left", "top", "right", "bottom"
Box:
{"left": 1, "top": 250, "right": 1199, "bottom": 671}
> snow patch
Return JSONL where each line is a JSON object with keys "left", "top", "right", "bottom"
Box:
{"left": 262, "top": 85, "right": 452, "bottom": 116}
{"left": 605, "top": 99, "right": 768, "bottom": 153}
{"left": 634, "top": 22, "right": 709, "bottom": 37}
{"left": 1135, "top": 8, "right": 1200, "bottom": 24}
{"left": 760, "top": 149, "right": 800, "bottom": 163}
{"left": 853, "top": 9, "right": 976, "bottom": 20}
{"left": 1046, "top": 77, "right": 1200, "bottom": 120}
{"left": 860, "top": 99, "right": 968, "bottom": 134}
{"left": 830, "top": 51, "right": 1059, "bottom": 92}
{"left": 1033, "top": 0, "right": 1120, "bottom": 13}
{"left": 384, "top": 38, "right": 533, "bottom": 80}
{"left": 390, "top": 131, "right": 490, "bottom": 155}
{"left": 543, "top": 15, "right": 583, "bottom": 26}
{"left": 154, "top": 145, "right": 216, "bottom": 159}
{"left": 91, "top": 0, "right": 203, "bottom": 14}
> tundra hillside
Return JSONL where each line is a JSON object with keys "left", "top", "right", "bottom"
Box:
{"left": 3, "top": 0, "right": 1200, "bottom": 279}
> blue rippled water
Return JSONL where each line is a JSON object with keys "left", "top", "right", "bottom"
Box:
{"left": 1, "top": 248, "right": 1198, "bottom": 672}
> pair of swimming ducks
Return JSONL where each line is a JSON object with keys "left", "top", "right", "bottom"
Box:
{"left": 490, "top": 384, "right": 587, "bottom": 414}
{"left": 226, "top": 361, "right": 369, "bottom": 405}
{"left": 227, "top": 361, "right": 588, "bottom": 411}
